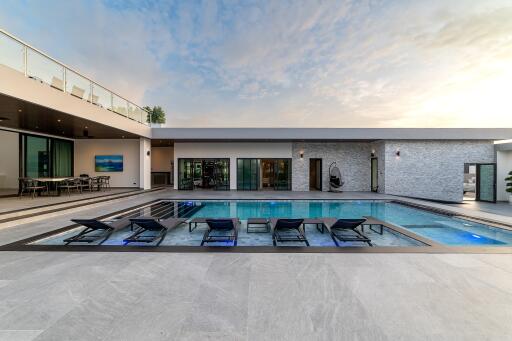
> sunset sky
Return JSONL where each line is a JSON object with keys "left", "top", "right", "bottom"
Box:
{"left": 1, "top": 0, "right": 511, "bottom": 127}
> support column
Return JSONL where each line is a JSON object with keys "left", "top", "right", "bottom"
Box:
{"left": 139, "top": 138, "right": 151, "bottom": 190}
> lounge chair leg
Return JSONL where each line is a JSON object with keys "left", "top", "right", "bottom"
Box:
{"left": 330, "top": 233, "right": 340, "bottom": 247}
{"left": 200, "top": 228, "right": 210, "bottom": 246}
{"left": 155, "top": 229, "right": 168, "bottom": 246}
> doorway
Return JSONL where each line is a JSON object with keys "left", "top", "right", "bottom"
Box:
{"left": 464, "top": 163, "right": 496, "bottom": 202}
{"left": 476, "top": 163, "right": 496, "bottom": 202}
{"left": 371, "top": 157, "right": 378, "bottom": 192}
{"left": 309, "top": 158, "right": 322, "bottom": 191}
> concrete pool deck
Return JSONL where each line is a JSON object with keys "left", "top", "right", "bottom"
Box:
{"left": 0, "top": 189, "right": 511, "bottom": 340}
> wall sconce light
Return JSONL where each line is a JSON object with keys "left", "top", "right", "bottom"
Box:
{"left": 371, "top": 150, "right": 375, "bottom": 157}
{"left": 395, "top": 150, "right": 400, "bottom": 157}
{"left": 300, "top": 151, "right": 304, "bottom": 160}
{"left": 147, "top": 151, "right": 151, "bottom": 156}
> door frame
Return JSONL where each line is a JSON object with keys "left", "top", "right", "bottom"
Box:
{"left": 309, "top": 158, "right": 322, "bottom": 191}
{"left": 370, "top": 157, "right": 378, "bottom": 192}
{"left": 475, "top": 163, "right": 497, "bottom": 203}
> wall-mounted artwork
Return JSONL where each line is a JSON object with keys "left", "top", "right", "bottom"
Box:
{"left": 95, "top": 155, "right": 123, "bottom": 172}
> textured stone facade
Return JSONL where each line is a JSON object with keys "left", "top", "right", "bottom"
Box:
{"left": 383, "top": 140, "right": 495, "bottom": 202}
{"left": 291, "top": 140, "right": 495, "bottom": 203}
{"left": 292, "top": 142, "right": 373, "bottom": 191}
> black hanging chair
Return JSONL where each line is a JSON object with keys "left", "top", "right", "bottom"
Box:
{"left": 328, "top": 162, "right": 344, "bottom": 192}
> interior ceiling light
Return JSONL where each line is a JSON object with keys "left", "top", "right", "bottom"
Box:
{"left": 0, "top": 117, "right": 8, "bottom": 122}
{"left": 17, "top": 109, "right": 22, "bottom": 112}
{"left": 57, "top": 119, "right": 61, "bottom": 122}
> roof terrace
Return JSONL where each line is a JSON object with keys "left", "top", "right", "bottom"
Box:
{"left": 0, "top": 29, "right": 149, "bottom": 126}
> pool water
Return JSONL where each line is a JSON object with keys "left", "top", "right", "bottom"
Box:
{"left": 34, "top": 200, "right": 512, "bottom": 247}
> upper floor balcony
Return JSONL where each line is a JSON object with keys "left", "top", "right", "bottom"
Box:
{"left": 0, "top": 29, "right": 150, "bottom": 127}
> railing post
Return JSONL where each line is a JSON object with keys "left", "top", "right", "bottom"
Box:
{"left": 63, "top": 68, "right": 67, "bottom": 93}
{"left": 23, "top": 46, "right": 27, "bottom": 77}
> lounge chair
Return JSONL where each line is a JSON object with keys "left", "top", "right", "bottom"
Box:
{"left": 247, "top": 218, "right": 270, "bottom": 233}
{"left": 189, "top": 217, "right": 233, "bottom": 232}
{"left": 65, "top": 217, "right": 131, "bottom": 244}
{"left": 323, "top": 218, "right": 372, "bottom": 246}
{"left": 201, "top": 218, "right": 239, "bottom": 246}
{"left": 270, "top": 218, "right": 308, "bottom": 246}
{"left": 124, "top": 217, "right": 186, "bottom": 246}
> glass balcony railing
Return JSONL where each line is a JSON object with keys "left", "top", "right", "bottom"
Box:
{"left": 0, "top": 29, "right": 150, "bottom": 126}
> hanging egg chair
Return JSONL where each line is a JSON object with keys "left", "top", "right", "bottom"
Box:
{"left": 328, "top": 161, "right": 344, "bottom": 192}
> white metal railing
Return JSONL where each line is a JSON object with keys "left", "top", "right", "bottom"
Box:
{"left": 0, "top": 29, "right": 150, "bottom": 126}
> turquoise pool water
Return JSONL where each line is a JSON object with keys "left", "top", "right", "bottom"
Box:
{"left": 34, "top": 200, "right": 512, "bottom": 247}
{"left": 166, "top": 200, "right": 512, "bottom": 246}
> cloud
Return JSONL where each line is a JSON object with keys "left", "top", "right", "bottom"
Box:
{"left": 1, "top": 0, "right": 511, "bottom": 127}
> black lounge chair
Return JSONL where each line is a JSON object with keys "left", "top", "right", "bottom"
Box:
{"left": 323, "top": 218, "right": 372, "bottom": 246}
{"left": 65, "top": 217, "right": 131, "bottom": 244}
{"left": 124, "top": 217, "right": 186, "bottom": 246}
{"left": 201, "top": 218, "right": 239, "bottom": 246}
{"left": 270, "top": 218, "right": 308, "bottom": 246}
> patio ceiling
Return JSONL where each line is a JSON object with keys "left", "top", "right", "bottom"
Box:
{"left": 0, "top": 93, "right": 140, "bottom": 139}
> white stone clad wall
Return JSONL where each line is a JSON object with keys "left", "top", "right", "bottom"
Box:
{"left": 384, "top": 140, "right": 495, "bottom": 202}
{"left": 292, "top": 142, "right": 372, "bottom": 191}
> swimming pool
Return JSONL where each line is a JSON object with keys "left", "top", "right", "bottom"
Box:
{"left": 31, "top": 200, "right": 512, "bottom": 248}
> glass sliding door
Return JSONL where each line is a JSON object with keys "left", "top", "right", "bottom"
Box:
{"left": 275, "top": 159, "right": 291, "bottom": 190}
{"left": 214, "top": 159, "right": 230, "bottom": 190}
{"left": 178, "top": 158, "right": 230, "bottom": 190}
{"left": 237, "top": 158, "right": 259, "bottom": 190}
{"left": 25, "top": 135, "right": 49, "bottom": 178}
{"left": 22, "top": 134, "right": 73, "bottom": 179}
{"left": 52, "top": 139, "right": 73, "bottom": 177}
{"left": 476, "top": 163, "right": 496, "bottom": 202}
{"left": 178, "top": 158, "right": 193, "bottom": 190}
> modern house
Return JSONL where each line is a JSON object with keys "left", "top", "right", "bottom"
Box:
{"left": 1, "top": 29, "right": 511, "bottom": 203}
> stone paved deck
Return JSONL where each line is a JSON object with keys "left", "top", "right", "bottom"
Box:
{"left": 0, "top": 189, "right": 511, "bottom": 340}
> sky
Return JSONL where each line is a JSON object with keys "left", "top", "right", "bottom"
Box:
{"left": 1, "top": 0, "right": 511, "bottom": 128}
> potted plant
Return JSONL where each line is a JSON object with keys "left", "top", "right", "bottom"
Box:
{"left": 506, "top": 171, "right": 512, "bottom": 204}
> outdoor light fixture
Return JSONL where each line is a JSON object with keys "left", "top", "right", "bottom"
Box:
{"left": 300, "top": 151, "right": 304, "bottom": 159}
{"left": 396, "top": 150, "right": 400, "bottom": 157}
{"left": 371, "top": 150, "right": 375, "bottom": 157}
{"left": 147, "top": 151, "right": 151, "bottom": 156}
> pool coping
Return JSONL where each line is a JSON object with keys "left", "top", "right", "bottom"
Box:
{"left": 2, "top": 198, "right": 512, "bottom": 254}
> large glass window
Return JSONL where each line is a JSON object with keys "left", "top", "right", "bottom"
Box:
{"left": 52, "top": 139, "right": 73, "bottom": 177}
{"left": 25, "top": 136, "right": 49, "bottom": 178}
{"left": 275, "top": 159, "right": 291, "bottom": 190}
{"left": 178, "top": 158, "right": 230, "bottom": 190}
{"left": 178, "top": 159, "right": 193, "bottom": 190}
{"left": 237, "top": 159, "right": 259, "bottom": 190}
{"left": 22, "top": 134, "right": 73, "bottom": 179}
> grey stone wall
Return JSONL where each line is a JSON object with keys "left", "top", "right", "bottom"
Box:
{"left": 292, "top": 142, "right": 372, "bottom": 191}
{"left": 384, "top": 140, "right": 495, "bottom": 202}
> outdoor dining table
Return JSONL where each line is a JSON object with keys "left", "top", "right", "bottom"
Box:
{"left": 33, "top": 177, "right": 71, "bottom": 196}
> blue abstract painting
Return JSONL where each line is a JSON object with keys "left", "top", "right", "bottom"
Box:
{"left": 95, "top": 155, "right": 123, "bottom": 172}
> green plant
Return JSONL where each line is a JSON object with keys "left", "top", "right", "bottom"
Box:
{"left": 506, "top": 171, "right": 512, "bottom": 194}
{"left": 143, "top": 105, "right": 166, "bottom": 124}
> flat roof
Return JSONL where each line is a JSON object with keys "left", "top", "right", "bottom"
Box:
{"left": 151, "top": 128, "right": 512, "bottom": 141}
